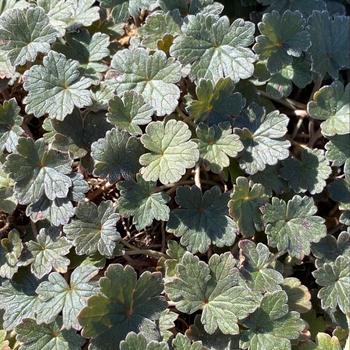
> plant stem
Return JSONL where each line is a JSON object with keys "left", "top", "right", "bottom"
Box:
{"left": 345, "top": 313, "right": 350, "bottom": 350}
{"left": 194, "top": 163, "right": 201, "bottom": 189}
{"left": 258, "top": 90, "right": 307, "bottom": 110}
{"left": 120, "top": 239, "right": 167, "bottom": 259}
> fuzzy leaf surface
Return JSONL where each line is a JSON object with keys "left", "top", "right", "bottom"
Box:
{"left": 263, "top": 195, "right": 327, "bottom": 259}
{"left": 170, "top": 14, "right": 256, "bottom": 83}
{"left": 167, "top": 186, "right": 238, "bottom": 253}
{"left": 23, "top": 51, "right": 93, "bottom": 121}
{"left": 140, "top": 120, "right": 199, "bottom": 185}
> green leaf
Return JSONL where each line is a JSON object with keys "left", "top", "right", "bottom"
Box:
{"left": 300, "top": 332, "right": 342, "bottom": 350}
{"left": 311, "top": 231, "right": 350, "bottom": 268}
{"left": 140, "top": 120, "right": 199, "bottom": 185}
{"left": 164, "top": 240, "right": 186, "bottom": 280}
{"left": 187, "top": 314, "right": 240, "bottom": 350}
{"left": 4, "top": 137, "right": 73, "bottom": 205}
{"left": 15, "top": 317, "right": 84, "bottom": 350}
{"left": 260, "top": 0, "right": 326, "bottom": 17}
{"left": 308, "top": 11, "right": 350, "bottom": 79}
{"left": 167, "top": 186, "right": 238, "bottom": 253}
{"left": 187, "top": 78, "right": 245, "bottom": 125}
{"left": 280, "top": 148, "right": 331, "bottom": 194}
{"left": 263, "top": 195, "right": 327, "bottom": 259}
{"left": 172, "top": 333, "right": 203, "bottom": 350}
{"left": 250, "top": 165, "right": 287, "bottom": 196}
{"left": 0, "top": 269, "right": 42, "bottom": 330}
{"left": 91, "top": 128, "right": 144, "bottom": 183}
{"left": 36, "top": 266, "right": 99, "bottom": 330}
{"left": 23, "top": 51, "right": 93, "bottom": 121}
{"left": 158, "top": 309, "right": 178, "bottom": 341}
{"left": 26, "top": 173, "right": 88, "bottom": 226}
{"left": 117, "top": 174, "right": 170, "bottom": 230}
{"left": 54, "top": 29, "right": 110, "bottom": 76}
{"left": 196, "top": 123, "right": 243, "bottom": 174}
{"left": 43, "top": 109, "right": 112, "bottom": 159}
{"left": 307, "top": 82, "right": 350, "bottom": 137}
{"left": 253, "top": 10, "right": 310, "bottom": 74}
{"left": 234, "top": 103, "right": 290, "bottom": 175}
{"left": 281, "top": 277, "right": 311, "bottom": 314}
{"left": 63, "top": 200, "right": 120, "bottom": 257}
{"left": 64, "top": 0, "right": 100, "bottom": 29}
{"left": 239, "top": 240, "right": 283, "bottom": 292}
{"left": 0, "top": 229, "right": 23, "bottom": 279}
{"left": 165, "top": 252, "right": 261, "bottom": 335}
{"left": 313, "top": 256, "right": 350, "bottom": 314}
{"left": 120, "top": 332, "right": 168, "bottom": 350}
{"left": 139, "top": 10, "right": 182, "bottom": 50}
{"left": 25, "top": 227, "right": 72, "bottom": 279}
{"left": 325, "top": 134, "right": 350, "bottom": 179}
{"left": 0, "top": 7, "right": 58, "bottom": 67}
{"left": 37, "top": 0, "right": 73, "bottom": 36}
{"left": 240, "top": 291, "right": 305, "bottom": 350}
{"left": 228, "top": 176, "right": 268, "bottom": 237}
{"left": 112, "top": 48, "right": 182, "bottom": 116}
{"left": 107, "top": 91, "right": 154, "bottom": 135}
{"left": 0, "top": 98, "right": 23, "bottom": 153}
{"left": 79, "top": 264, "right": 167, "bottom": 350}
{"left": 170, "top": 14, "right": 256, "bottom": 83}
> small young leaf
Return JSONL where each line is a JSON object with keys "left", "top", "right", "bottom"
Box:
{"left": 280, "top": 148, "right": 331, "bottom": 194}
{"left": 239, "top": 240, "right": 283, "bottom": 292}
{"left": 167, "top": 186, "right": 238, "bottom": 253}
{"left": 140, "top": 120, "right": 199, "bottom": 185}
{"left": 311, "top": 231, "right": 350, "bottom": 268}
{"left": 307, "top": 82, "right": 350, "bottom": 137}
{"left": 263, "top": 195, "right": 327, "bottom": 259}
{"left": 139, "top": 10, "right": 182, "bottom": 50}
{"left": 196, "top": 123, "right": 243, "bottom": 174}
{"left": 63, "top": 200, "right": 120, "bottom": 257}
{"left": 107, "top": 92, "right": 154, "bottom": 135}
{"left": 118, "top": 174, "right": 170, "bottom": 230}
{"left": 313, "top": 256, "right": 350, "bottom": 314}
{"left": 26, "top": 227, "right": 72, "bottom": 279}
{"left": 228, "top": 176, "right": 268, "bottom": 237}
{"left": 0, "top": 229, "right": 23, "bottom": 279}
{"left": 282, "top": 277, "right": 311, "bottom": 314}
{"left": 234, "top": 103, "right": 290, "bottom": 175}
{"left": 91, "top": 128, "right": 144, "bottom": 183}
{"left": 187, "top": 78, "right": 245, "bottom": 125}
{"left": 0, "top": 98, "right": 23, "bottom": 153}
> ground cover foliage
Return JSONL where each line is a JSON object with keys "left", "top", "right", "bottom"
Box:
{"left": 0, "top": 0, "right": 349, "bottom": 349}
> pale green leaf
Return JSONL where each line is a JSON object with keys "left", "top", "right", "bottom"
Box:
{"left": 140, "top": 120, "right": 199, "bottom": 185}
{"left": 170, "top": 14, "right": 256, "bottom": 83}
{"left": 63, "top": 200, "right": 120, "bottom": 257}
{"left": 263, "top": 195, "right": 327, "bottom": 259}
{"left": 36, "top": 266, "right": 99, "bottom": 330}
{"left": 0, "top": 7, "right": 58, "bottom": 66}
{"left": 112, "top": 48, "right": 182, "bottom": 116}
